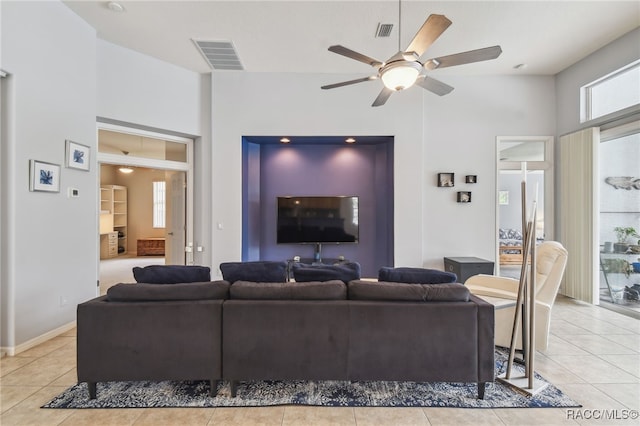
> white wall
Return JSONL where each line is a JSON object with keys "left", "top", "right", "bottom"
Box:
{"left": 423, "top": 75, "right": 556, "bottom": 267}
{"left": 556, "top": 27, "right": 640, "bottom": 136}
{"left": 97, "top": 39, "right": 203, "bottom": 136}
{"left": 210, "top": 72, "right": 556, "bottom": 274}
{"left": 96, "top": 40, "right": 212, "bottom": 266}
{"left": 211, "top": 72, "right": 424, "bottom": 275}
{"left": 1, "top": 1, "right": 97, "bottom": 351}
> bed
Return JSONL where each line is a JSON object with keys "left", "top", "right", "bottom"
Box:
{"left": 499, "top": 228, "right": 524, "bottom": 265}
{"left": 498, "top": 228, "right": 545, "bottom": 265}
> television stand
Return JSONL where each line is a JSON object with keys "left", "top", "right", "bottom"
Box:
{"left": 286, "top": 254, "right": 350, "bottom": 280}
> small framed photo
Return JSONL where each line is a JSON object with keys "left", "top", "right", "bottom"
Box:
{"left": 465, "top": 175, "right": 477, "bottom": 184}
{"left": 437, "top": 173, "right": 454, "bottom": 187}
{"left": 29, "top": 160, "right": 61, "bottom": 192}
{"left": 499, "top": 190, "right": 509, "bottom": 205}
{"left": 65, "top": 140, "right": 90, "bottom": 171}
{"left": 457, "top": 191, "right": 471, "bottom": 203}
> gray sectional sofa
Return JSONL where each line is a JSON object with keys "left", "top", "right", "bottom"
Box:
{"left": 76, "top": 280, "right": 229, "bottom": 399}
{"left": 77, "top": 263, "right": 495, "bottom": 400}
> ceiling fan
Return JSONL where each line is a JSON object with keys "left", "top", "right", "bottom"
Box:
{"left": 321, "top": 13, "right": 502, "bottom": 107}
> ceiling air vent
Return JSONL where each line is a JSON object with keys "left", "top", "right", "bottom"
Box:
{"left": 375, "top": 23, "right": 394, "bottom": 38}
{"left": 193, "top": 40, "right": 244, "bottom": 70}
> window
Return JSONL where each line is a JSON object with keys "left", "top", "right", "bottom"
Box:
{"left": 582, "top": 60, "right": 640, "bottom": 122}
{"left": 153, "top": 181, "right": 166, "bottom": 228}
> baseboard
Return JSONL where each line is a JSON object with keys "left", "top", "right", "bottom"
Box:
{"left": 1, "top": 320, "right": 76, "bottom": 356}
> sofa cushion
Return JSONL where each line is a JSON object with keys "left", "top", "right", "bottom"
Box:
{"left": 348, "top": 280, "right": 469, "bottom": 302}
{"left": 106, "top": 280, "right": 230, "bottom": 302}
{"left": 230, "top": 280, "right": 347, "bottom": 300}
{"left": 132, "top": 265, "right": 211, "bottom": 284}
{"left": 220, "top": 261, "right": 288, "bottom": 283}
{"left": 378, "top": 267, "right": 457, "bottom": 284}
{"left": 292, "top": 262, "right": 361, "bottom": 283}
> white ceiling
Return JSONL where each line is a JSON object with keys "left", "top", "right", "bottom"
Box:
{"left": 63, "top": 1, "right": 639, "bottom": 76}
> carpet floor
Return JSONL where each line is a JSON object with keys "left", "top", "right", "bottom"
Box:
{"left": 43, "top": 350, "right": 580, "bottom": 409}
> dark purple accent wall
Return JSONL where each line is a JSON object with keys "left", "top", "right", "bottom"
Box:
{"left": 241, "top": 138, "right": 393, "bottom": 277}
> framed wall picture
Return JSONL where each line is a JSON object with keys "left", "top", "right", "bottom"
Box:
{"left": 437, "top": 173, "right": 454, "bottom": 187}
{"left": 457, "top": 191, "right": 472, "bottom": 203}
{"left": 65, "top": 140, "right": 90, "bottom": 171}
{"left": 29, "top": 160, "right": 61, "bottom": 192}
{"left": 465, "top": 175, "right": 477, "bottom": 184}
{"left": 499, "top": 190, "right": 509, "bottom": 205}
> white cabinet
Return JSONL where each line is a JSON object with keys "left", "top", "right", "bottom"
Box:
{"left": 100, "top": 231, "right": 118, "bottom": 259}
{"left": 100, "top": 185, "right": 128, "bottom": 256}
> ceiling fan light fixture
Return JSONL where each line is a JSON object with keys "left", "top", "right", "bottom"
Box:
{"left": 380, "top": 61, "right": 421, "bottom": 91}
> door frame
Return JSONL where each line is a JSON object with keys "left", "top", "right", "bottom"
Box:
{"left": 96, "top": 122, "right": 195, "bottom": 264}
{"left": 495, "top": 136, "right": 554, "bottom": 275}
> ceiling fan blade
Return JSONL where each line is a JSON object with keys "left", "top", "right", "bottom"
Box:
{"left": 321, "top": 76, "right": 378, "bottom": 90}
{"left": 415, "top": 76, "right": 454, "bottom": 96}
{"left": 328, "top": 45, "right": 383, "bottom": 68}
{"left": 424, "top": 46, "right": 502, "bottom": 70}
{"left": 372, "top": 87, "right": 394, "bottom": 107}
{"left": 405, "top": 14, "right": 452, "bottom": 58}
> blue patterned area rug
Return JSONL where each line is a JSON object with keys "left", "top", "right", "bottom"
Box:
{"left": 43, "top": 350, "right": 580, "bottom": 409}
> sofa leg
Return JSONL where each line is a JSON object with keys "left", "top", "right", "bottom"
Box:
{"left": 478, "top": 382, "right": 486, "bottom": 399}
{"left": 210, "top": 379, "right": 219, "bottom": 397}
{"left": 88, "top": 382, "right": 97, "bottom": 399}
{"left": 230, "top": 380, "right": 238, "bottom": 398}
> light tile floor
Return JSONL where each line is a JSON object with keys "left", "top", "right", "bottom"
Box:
{"left": 1, "top": 296, "right": 638, "bottom": 425}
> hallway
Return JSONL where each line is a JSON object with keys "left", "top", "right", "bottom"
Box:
{"left": 99, "top": 255, "right": 164, "bottom": 295}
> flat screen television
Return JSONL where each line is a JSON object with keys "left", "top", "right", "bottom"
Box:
{"left": 277, "top": 196, "right": 359, "bottom": 244}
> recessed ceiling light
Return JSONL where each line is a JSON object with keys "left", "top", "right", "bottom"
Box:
{"left": 513, "top": 63, "right": 527, "bottom": 70}
{"left": 118, "top": 167, "right": 134, "bottom": 174}
{"left": 280, "top": 137, "right": 290, "bottom": 143}
{"left": 345, "top": 137, "right": 356, "bottom": 144}
{"left": 107, "top": 2, "right": 125, "bottom": 12}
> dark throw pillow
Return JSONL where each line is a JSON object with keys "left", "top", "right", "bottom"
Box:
{"left": 292, "top": 262, "right": 361, "bottom": 283}
{"left": 132, "top": 265, "right": 211, "bottom": 284}
{"left": 219, "top": 261, "right": 288, "bottom": 283}
{"left": 378, "top": 267, "right": 457, "bottom": 284}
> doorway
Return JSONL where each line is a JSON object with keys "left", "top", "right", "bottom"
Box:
{"left": 496, "top": 136, "right": 554, "bottom": 278}
{"left": 97, "top": 124, "right": 194, "bottom": 293}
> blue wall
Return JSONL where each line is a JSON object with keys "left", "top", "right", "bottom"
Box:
{"left": 242, "top": 137, "right": 394, "bottom": 277}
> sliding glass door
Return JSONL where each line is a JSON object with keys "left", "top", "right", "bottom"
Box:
{"left": 598, "top": 121, "right": 640, "bottom": 315}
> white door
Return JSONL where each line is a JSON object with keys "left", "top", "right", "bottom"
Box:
{"left": 166, "top": 171, "right": 187, "bottom": 265}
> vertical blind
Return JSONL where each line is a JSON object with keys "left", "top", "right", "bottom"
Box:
{"left": 558, "top": 127, "right": 599, "bottom": 303}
